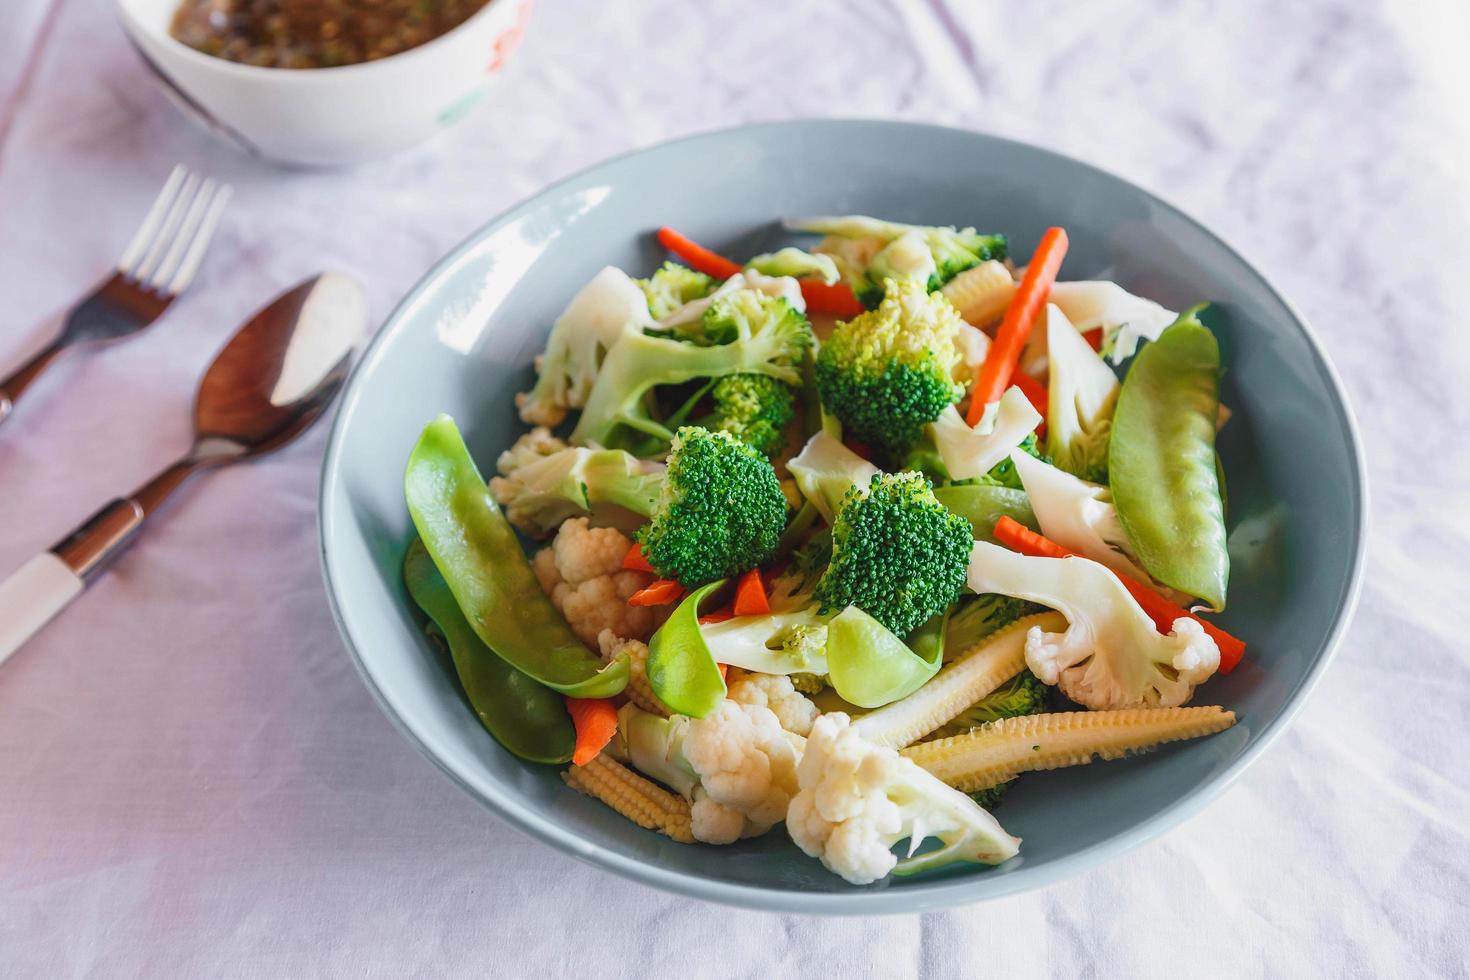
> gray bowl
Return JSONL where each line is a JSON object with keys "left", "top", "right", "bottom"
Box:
{"left": 319, "top": 121, "right": 1366, "bottom": 913}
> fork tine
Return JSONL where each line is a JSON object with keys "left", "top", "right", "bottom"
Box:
{"left": 132, "top": 171, "right": 200, "bottom": 288}
{"left": 150, "top": 177, "right": 217, "bottom": 294}
{"left": 162, "top": 182, "right": 231, "bottom": 296}
{"left": 117, "top": 165, "right": 187, "bottom": 278}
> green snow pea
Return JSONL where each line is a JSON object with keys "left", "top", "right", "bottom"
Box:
{"left": 825, "top": 606, "right": 948, "bottom": 709}
{"left": 404, "top": 415, "right": 630, "bottom": 698}
{"left": 1108, "top": 306, "right": 1230, "bottom": 610}
{"left": 403, "top": 539, "right": 575, "bottom": 764}
{"left": 933, "top": 485, "right": 1038, "bottom": 543}
{"left": 647, "top": 580, "right": 730, "bottom": 718}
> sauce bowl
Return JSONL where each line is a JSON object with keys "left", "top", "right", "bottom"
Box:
{"left": 117, "top": 0, "right": 532, "bottom": 167}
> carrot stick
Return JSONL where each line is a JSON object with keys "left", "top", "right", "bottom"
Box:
{"left": 800, "top": 280, "right": 866, "bottom": 317}
{"left": 732, "top": 568, "right": 771, "bottom": 617}
{"left": 656, "top": 227, "right": 742, "bottom": 279}
{"left": 1081, "top": 326, "right": 1104, "bottom": 352}
{"left": 622, "top": 541, "right": 656, "bottom": 573}
{"left": 699, "top": 606, "right": 735, "bottom": 625}
{"left": 992, "top": 516, "right": 1246, "bottom": 672}
{"left": 1011, "top": 371, "right": 1048, "bottom": 436}
{"left": 968, "top": 228, "right": 1069, "bottom": 423}
{"left": 628, "top": 579, "right": 685, "bottom": 607}
{"left": 564, "top": 697, "right": 619, "bottom": 765}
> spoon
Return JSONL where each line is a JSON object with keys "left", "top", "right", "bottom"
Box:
{"left": 0, "top": 273, "right": 367, "bottom": 668}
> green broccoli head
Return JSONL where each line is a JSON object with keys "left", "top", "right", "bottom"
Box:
{"left": 814, "top": 471, "right": 973, "bottom": 637}
{"left": 570, "top": 289, "right": 813, "bottom": 451}
{"left": 944, "top": 592, "right": 1042, "bottom": 657}
{"left": 814, "top": 278, "right": 965, "bottom": 465}
{"left": 635, "top": 262, "right": 717, "bottom": 320}
{"left": 961, "top": 670, "right": 1049, "bottom": 725}
{"left": 638, "top": 426, "right": 788, "bottom": 585}
{"left": 969, "top": 784, "right": 1009, "bottom": 809}
{"left": 698, "top": 373, "right": 796, "bottom": 456}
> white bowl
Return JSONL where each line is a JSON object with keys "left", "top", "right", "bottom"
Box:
{"left": 117, "top": 0, "right": 533, "bottom": 167}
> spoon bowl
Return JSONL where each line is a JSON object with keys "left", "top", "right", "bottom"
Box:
{"left": 194, "top": 273, "right": 366, "bottom": 456}
{"left": 0, "top": 272, "right": 368, "bottom": 669}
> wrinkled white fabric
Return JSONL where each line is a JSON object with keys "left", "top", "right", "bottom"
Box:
{"left": 1, "top": 0, "right": 1467, "bottom": 977}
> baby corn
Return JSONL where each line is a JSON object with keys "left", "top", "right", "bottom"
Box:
{"left": 603, "top": 636, "right": 670, "bottom": 717}
{"left": 854, "top": 612, "right": 1067, "bottom": 749}
{"left": 563, "top": 754, "right": 696, "bottom": 843}
{"left": 941, "top": 260, "right": 1017, "bottom": 327}
{"left": 902, "top": 705, "right": 1237, "bottom": 793}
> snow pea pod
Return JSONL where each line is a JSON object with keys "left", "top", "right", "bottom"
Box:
{"left": 405, "top": 415, "right": 629, "bottom": 697}
{"left": 825, "top": 606, "right": 948, "bottom": 709}
{"left": 403, "top": 538, "right": 575, "bottom": 764}
{"left": 1108, "top": 307, "right": 1230, "bottom": 610}
{"left": 647, "top": 580, "right": 729, "bottom": 718}
{"left": 933, "top": 485, "right": 1037, "bottom": 543}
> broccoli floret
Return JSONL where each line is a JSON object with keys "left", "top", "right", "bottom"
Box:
{"left": 814, "top": 278, "right": 965, "bottom": 465}
{"left": 788, "top": 215, "right": 1007, "bottom": 307}
{"left": 814, "top": 471, "right": 973, "bottom": 637}
{"left": 570, "top": 289, "right": 813, "bottom": 451}
{"left": 944, "top": 592, "right": 1041, "bottom": 655}
{"left": 635, "top": 262, "right": 717, "bottom": 320}
{"left": 638, "top": 427, "right": 787, "bottom": 585}
{"left": 959, "top": 671, "right": 1049, "bottom": 727}
{"left": 696, "top": 373, "right": 797, "bottom": 456}
{"left": 969, "top": 784, "right": 1009, "bottom": 809}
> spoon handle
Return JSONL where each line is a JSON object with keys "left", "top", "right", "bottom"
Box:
{"left": 0, "top": 457, "right": 205, "bottom": 668}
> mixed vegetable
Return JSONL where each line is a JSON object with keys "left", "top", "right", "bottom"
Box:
{"left": 401, "top": 216, "right": 1246, "bottom": 886}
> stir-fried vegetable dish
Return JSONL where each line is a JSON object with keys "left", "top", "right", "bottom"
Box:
{"left": 401, "top": 216, "right": 1245, "bottom": 885}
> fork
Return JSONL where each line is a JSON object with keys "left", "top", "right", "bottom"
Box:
{"left": 0, "top": 165, "right": 232, "bottom": 425}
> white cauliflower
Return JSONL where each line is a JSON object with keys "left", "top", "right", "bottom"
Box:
{"left": 728, "top": 673, "right": 819, "bottom": 737}
{"left": 787, "top": 713, "right": 1020, "bottom": 885}
{"left": 1008, "top": 449, "right": 1151, "bottom": 585}
{"left": 495, "top": 427, "right": 568, "bottom": 474}
{"left": 619, "top": 701, "right": 801, "bottom": 845}
{"left": 966, "top": 541, "right": 1220, "bottom": 709}
{"left": 929, "top": 387, "right": 1040, "bottom": 481}
{"left": 517, "top": 266, "right": 652, "bottom": 426}
{"left": 532, "top": 518, "right": 658, "bottom": 648}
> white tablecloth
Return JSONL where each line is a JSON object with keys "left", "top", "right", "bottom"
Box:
{"left": 2, "top": 1, "right": 1467, "bottom": 976}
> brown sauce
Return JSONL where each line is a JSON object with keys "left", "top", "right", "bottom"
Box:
{"left": 170, "top": 0, "right": 492, "bottom": 69}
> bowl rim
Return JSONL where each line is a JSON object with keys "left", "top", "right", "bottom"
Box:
{"left": 317, "top": 118, "right": 1369, "bottom": 915}
{"left": 115, "top": 0, "right": 520, "bottom": 82}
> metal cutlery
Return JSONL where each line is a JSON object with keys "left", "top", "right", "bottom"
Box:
{"left": 0, "top": 273, "right": 368, "bottom": 667}
{"left": 0, "top": 165, "right": 232, "bottom": 424}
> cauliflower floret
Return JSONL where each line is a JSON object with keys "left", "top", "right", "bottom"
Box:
{"left": 966, "top": 541, "right": 1220, "bottom": 710}
{"left": 619, "top": 701, "right": 801, "bottom": 845}
{"left": 728, "top": 673, "right": 819, "bottom": 737}
{"left": 787, "top": 713, "right": 1020, "bottom": 885}
{"left": 533, "top": 518, "right": 657, "bottom": 647}
{"left": 495, "top": 426, "right": 568, "bottom": 475}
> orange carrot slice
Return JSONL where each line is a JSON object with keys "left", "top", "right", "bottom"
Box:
{"left": 732, "top": 568, "right": 771, "bottom": 617}
{"left": 564, "top": 697, "right": 619, "bottom": 765}
{"left": 656, "top": 227, "right": 742, "bottom": 279}
{"left": 969, "top": 228, "right": 1069, "bottom": 423}
{"left": 628, "top": 579, "right": 685, "bottom": 607}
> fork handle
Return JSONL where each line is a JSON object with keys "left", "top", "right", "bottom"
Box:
{"left": 0, "top": 338, "right": 67, "bottom": 425}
